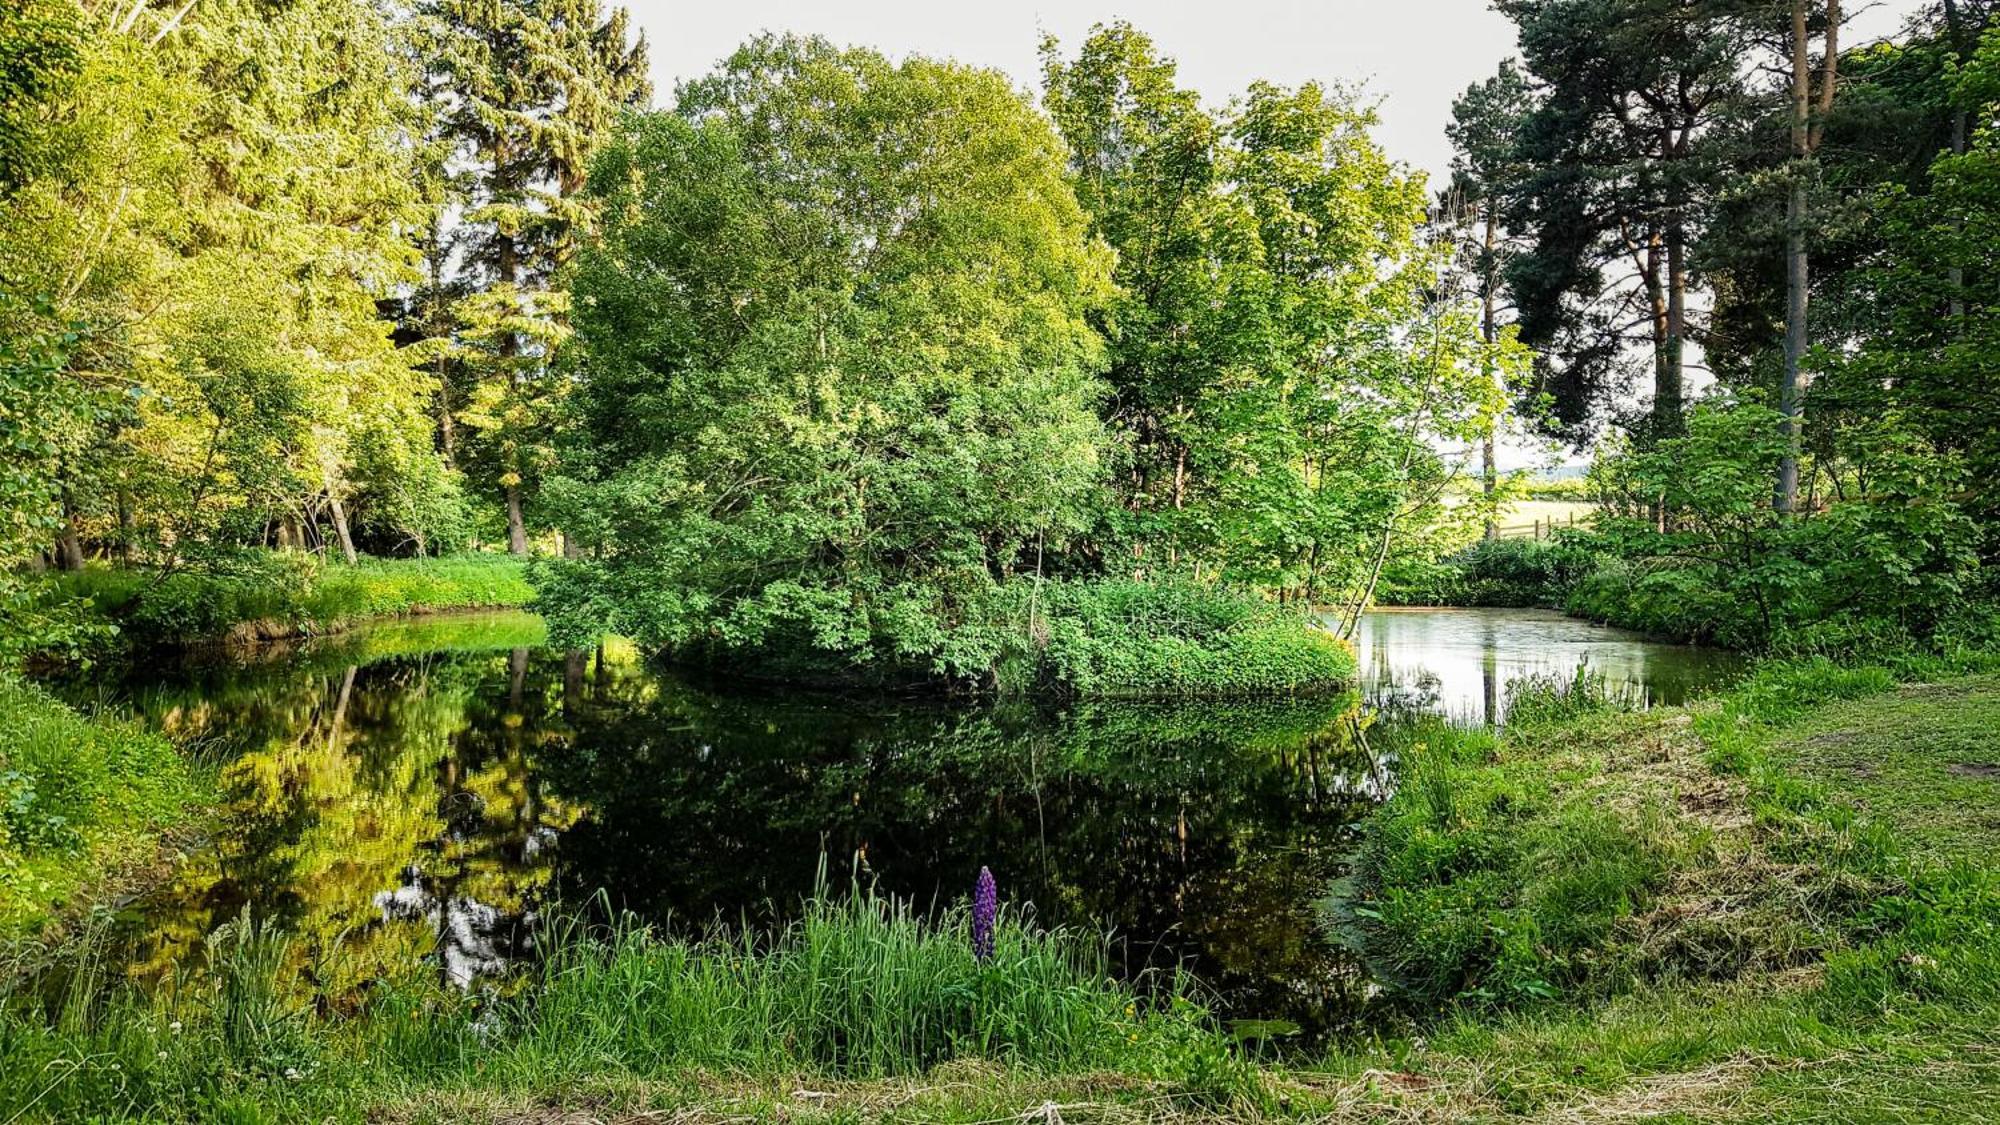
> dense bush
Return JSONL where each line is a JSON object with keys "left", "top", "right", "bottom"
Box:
{"left": 1565, "top": 402, "right": 1984, "bottom": 650}
{"left": 1378, "top": 537, "right": 1596, "bottom": 608}
{"left": 994, "top": 579, "right": 1357, "bottom": 698}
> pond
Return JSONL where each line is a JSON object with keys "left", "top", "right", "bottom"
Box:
{"left": 65, "top": 608, "right": 1741, "bottom": 1039}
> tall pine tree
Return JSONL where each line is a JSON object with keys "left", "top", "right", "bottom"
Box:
{"left": 418, "top": 0, "right": 648, "bottom": 554}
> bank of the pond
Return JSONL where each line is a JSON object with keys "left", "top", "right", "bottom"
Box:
{"left": 1310, "top": 653, "right": 2000, "bottom": 1121}
{"left": 0, "top": 676, "right": 202, "bottom": 939}
{"left": 26, "top": 554, "right": 534, "bottom": 657}
{"left": 2, "top": 632, "right": 1994, "bottom": 1121}
{"left": 624, "top": 578, "right": 1359, "bottom": 700}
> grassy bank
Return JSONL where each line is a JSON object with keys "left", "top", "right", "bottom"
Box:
{"left": 645, "top": 578, "right": 1358, "bottom": 699}
{"left": 0, "top": 676, "right": 199, "bottom": 938}
{"left": 1314, "top": 654, "right": 2000, "bottom": 1120}
{"left": 2, "top": 635, "right": 1994, "bottom": 1121}
{"left": 0, "top": 887, "right": 1256, "bottom": 1123}
{"left": 997, "top": 579, "right": 1356, "bottom": 698}
{"left": 28, "top": 554, "right": 534, "bottom": 655}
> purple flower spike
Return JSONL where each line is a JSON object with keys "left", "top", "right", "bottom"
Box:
{"left": 972, "top": 866, "right": 997, "bottom": 963}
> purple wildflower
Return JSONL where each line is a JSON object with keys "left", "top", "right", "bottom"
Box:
{"left": 972, "top": 866, "right": 997, "bottom": 963}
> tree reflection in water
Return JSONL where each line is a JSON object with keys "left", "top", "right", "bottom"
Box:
{"left": 90, "top": 613, "right": 1414, "bottom": 1034}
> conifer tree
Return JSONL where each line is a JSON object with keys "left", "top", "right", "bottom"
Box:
{"left": 416, "top": 0, "right": 649, "bottom": 555}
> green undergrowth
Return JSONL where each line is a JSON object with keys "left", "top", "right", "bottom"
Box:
{"left": 1377, "top": 537, "right": 1594, "bottom": 609}
{"left": 1317, "top": 651, "right": 2000, "bottom": 1120}
{"left": 0, "top": 886, "right": 1258, "bottom": 1124}
{"left": 994, "top": 579, "right": 1356, "bottom": 698}
{"left": 0, "top": 676, "right": 199, "bottom": 938}
{"left": 26, "top": 554, "right": 533, "bottom": 655}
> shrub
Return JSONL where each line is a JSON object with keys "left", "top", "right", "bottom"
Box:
{"left": 1378, "top": 537, "right": 1596, "bottom": 609}
{"left": 995, "top": 579, "right": 1357, "bottom": 698}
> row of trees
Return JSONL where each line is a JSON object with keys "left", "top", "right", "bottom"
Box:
{"left": 1458, "top": 0, "right": 2000, "bottom": 645}
{"left": 10, "top": 0, "right": 1995, "bottom": 664}
{"left": 1460, "top": 0, "right": 1996, "bottom": 504}
{"left": 0, "top": 0, "right": 645, "bottom": 588}
{"left": 533, "top": 29, "right": 1514, "bottom": 670}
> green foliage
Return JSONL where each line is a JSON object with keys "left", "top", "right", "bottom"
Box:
{"left": 0, "top": 0, "right": 83, "bottom": 193}
{"left": 0, "top": 675, "right": 193, "bottom": 934}
{"left": 0, "top": 0, "right": 464, "bottom": 575}
{"left": 995, "top": 580, "right": 1356, "bottom": 698}
{"left": 1568, "top": 400, "right": 1982, "bottom": 648}
{"left": 542, "top": 36, "right": 1115, "bottom": 674}
{"left": 1378, "top": 537, "right": 1596, "bottom": 608}
{"left": 411, "top": 0, "right": 650, "bottom": 552}
{"left": 1041, "top": 25, "right": 1514, "bottom": 603}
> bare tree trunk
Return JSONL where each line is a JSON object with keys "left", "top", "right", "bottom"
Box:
{"left": 438, "top": 388, "right": 457, "bottom": 467}
{"left": 1944, "top": 0, "right": 1968, "bottom": 319}
{"left": 1660, "top": 225, "right": 1687, "bottom": 439}
{"left": 1778, "top": 0, "right": 1839, "bottom": 512}
{"left": 329, "top": 492, "right": 359, "bottom": 564}
{"left": 56, "top": 487, "right": 85, "bottom": 571}
{"left": 115, "top": 482, "right": 133, "bottom": 565}
{"left": 1481, "top": 208, "right": 1500, "bottom": 541}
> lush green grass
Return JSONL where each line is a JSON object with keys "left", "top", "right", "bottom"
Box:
{"left": 1312, "top": 655, "right": 2000, "bottom": 1121}
{"left": 1769, "top": 676, "right": 2000, "bottom": 868}
{"left": 0, "top": 887, "right": 1256, "bottom": 1123}
{"left": 996, "top": 579, "right": 1357, "bottom": 698}
{"left": 26, "top": 554, "right": 533, "bottom": 653}
{"left": 0, "top": 676, "right": 198, "bottom": 937}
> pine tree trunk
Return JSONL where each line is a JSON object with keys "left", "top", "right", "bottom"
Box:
{"left": 1778, "top": 0, "right": 1837, "bottom": 512}
{"left": 1482, "top": 208, "right": 1500, "bottom": 541}
{"left": 1778, "top": 176, "right": 1808, "bottom": 513}
{"left": 1944, "top": 0, "right": 1968, "bottom": 319}
{"left": 1660, "top": 225, "right": 1687, "bottom": 438}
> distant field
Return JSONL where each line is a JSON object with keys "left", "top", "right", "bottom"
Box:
{"left": 1441, "top": 495, "right": 1596, "bottom": 538}
{"left": 1493, "top": 498, "right": 1594, "bottom": 537}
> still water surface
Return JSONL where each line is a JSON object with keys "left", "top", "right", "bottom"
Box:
{"left": 74, "top": 608, "right": 1740, "bottom": 1034}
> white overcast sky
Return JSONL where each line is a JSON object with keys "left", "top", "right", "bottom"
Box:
{"left": 626, "top": 0, "right": 1929, "bottom": 183}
